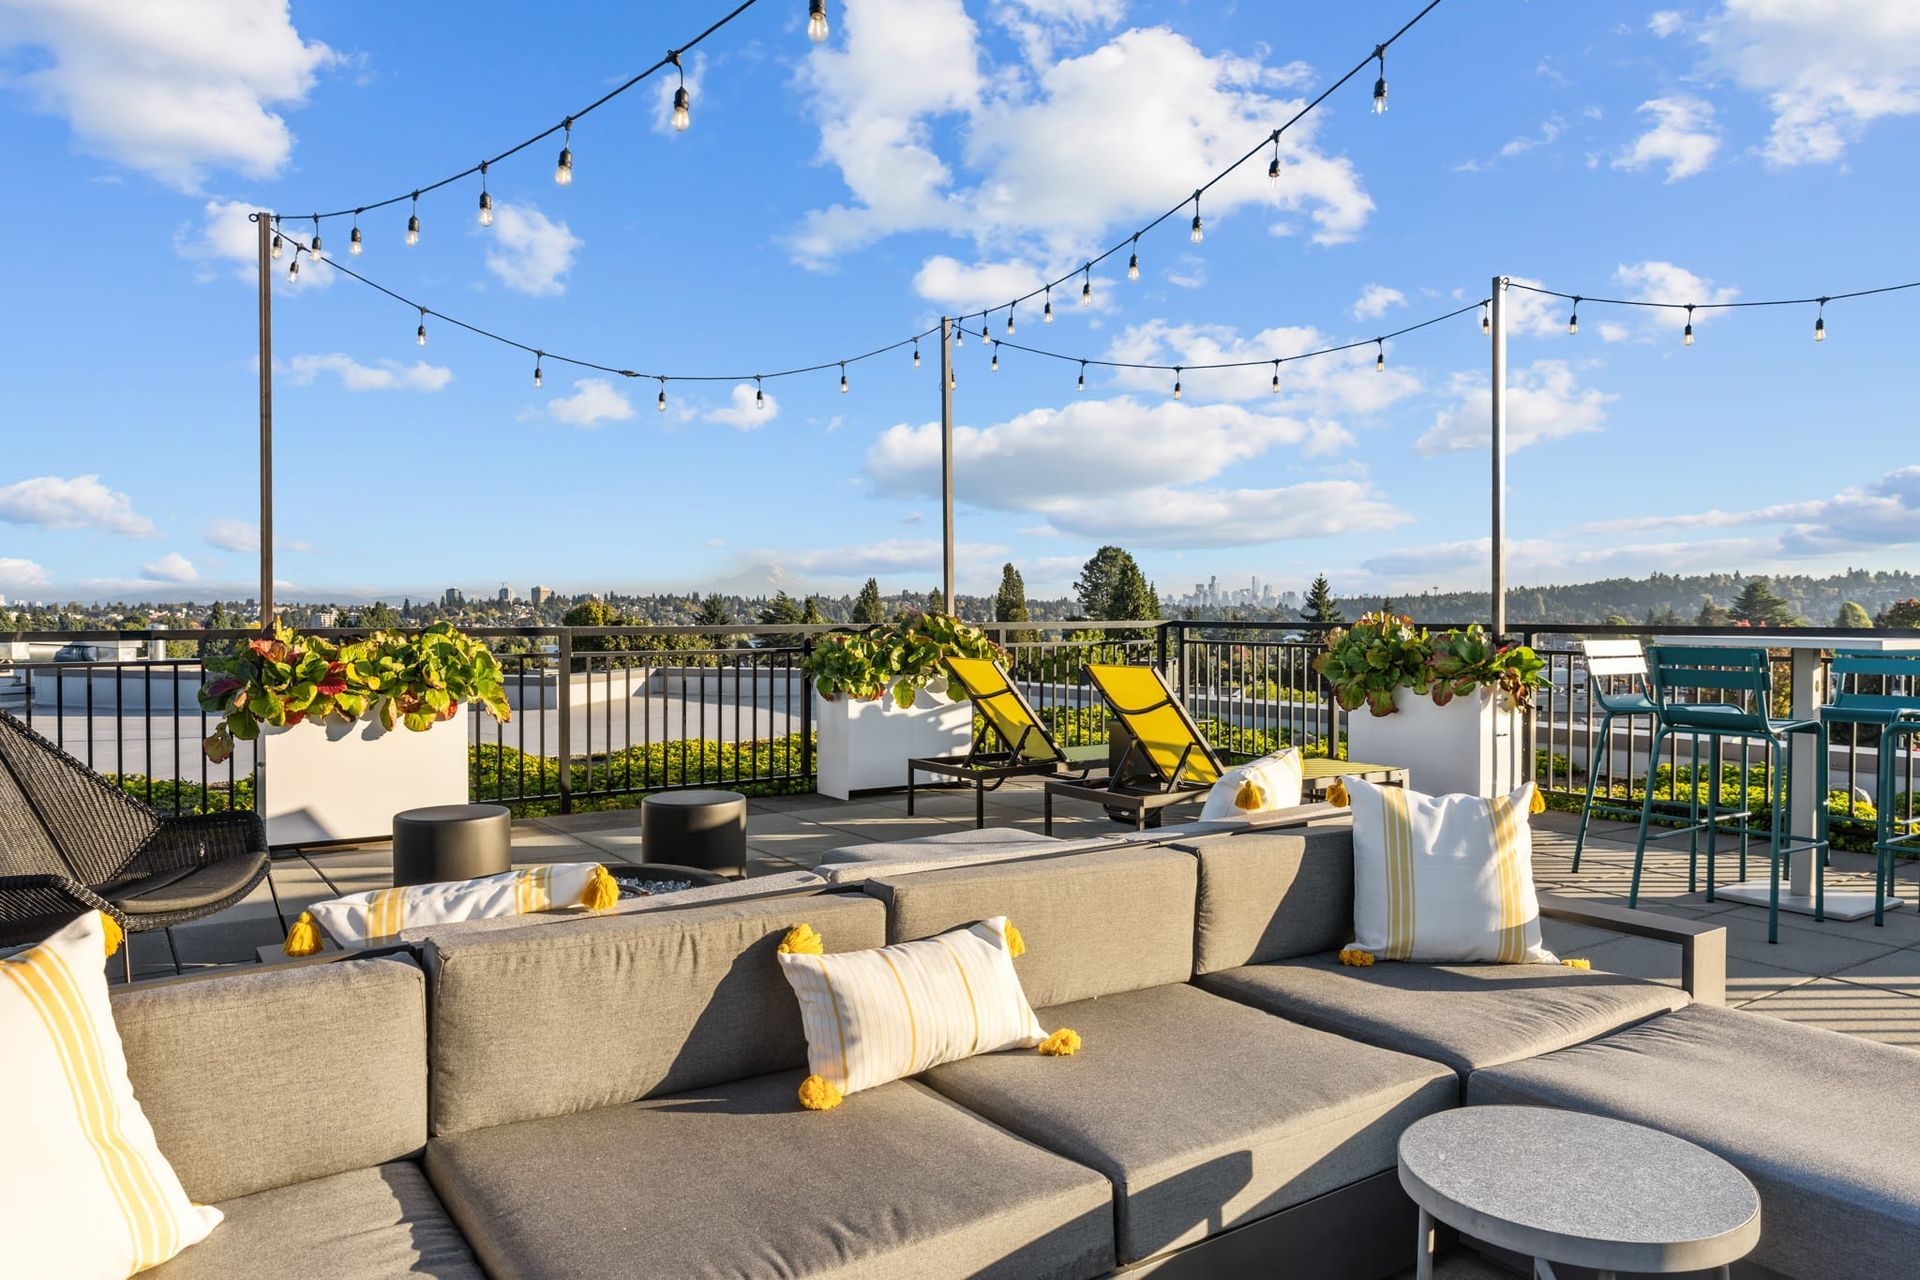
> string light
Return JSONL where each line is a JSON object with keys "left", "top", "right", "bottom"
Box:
{"left": 1567, "top": 297, "right": 1580, "bottom": 335}
{"left": 1044, "top": 287, "right": 1054, "bottom": 323}
{"left": 1268, "top": 133, "right": 1281, "bottom": 187}
{"left": 1189, "top": 191, "right": 1204, "bottom": 244}
{"left": 990, "top": 342, "right": 1000, "bottom": 372}
{"left": 407, "top": 193, "right": 420, "bottom": 246}
{"left": 1005, "top": 305, "right": 1016, "bottom": 335}
{"left": 534, "top": 353, "right": 544, "bottom": 388}
{"left": 1080, "top": 266, "right": 1092, "bottom": 306}
{"left": 1372, "top": 46, "right": 1388, "bottom": 114}
{"left": 310, "top": 215, "right": 323, "bottom": 260}
{"left": 839, "top": 361, "right": 848, "bottom": 393}
{"left": 1683, "top": 304, "right": 1694, "bottom": 346}
{"left": 1077, "top": 360, "right": 1086, "bottom": 393}
{"left": 1814, "top": 298, "right": 1826, "bottom": 342}
{"left": 286, "top": 248, "right": 300, "bottom": 282}
{"left": 271, "top": 221, "right": 283, "bottom": 260}
{"left": 349, "top": 212, "right": 363, "bottom": 256}
{"left": 657, "top": 378, "right": 668, "bottom": 411}
{"left": 1172, "top": 367, "right": 1182, "bottom": 400}
{"left": 1271, "top": 359, "right": 1281, "bottom": 393}
{"left": 1510, "top": 279, "right": 1920, "bottom": 350}
{"left": 478, "top": 163, "right": 493, "bottom": 227}
{"left": 556, "top": 120, "right": 573, "bottom": 186}
{"left": 948, "top": 367, "right": 956, "bottom": 390}
{"left": 671, "top": 55, "right": 691, "bottom": 132}
{"left": 1127, "top": 236, "right": 1140, "bottom": 282}
{"left": 955, "top": 320, "right": 965, "bottom": 348}
{"left": 417, "top": 308, "right": 428, "bottom": 346}
{"left": 1480, "top": 302, "right": 1490, "bottom": 334}
{"left": 1375, "top": 339, "right": 1385, "bottom": 372}
{"left": 912, "top": 340, "right": 920, "bottom": 368}
{"left": 755, "top": 376, "right": 765, "bottom": 408}
{"left": 808, "top": 0, "right": 829, "bottom": 42}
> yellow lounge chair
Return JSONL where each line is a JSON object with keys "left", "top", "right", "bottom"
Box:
{"left": 1039, "top": 663, "right": 1225, "bottom": 833}
{"left": 905, "top": 657, "right": 1106, "bottom": 827}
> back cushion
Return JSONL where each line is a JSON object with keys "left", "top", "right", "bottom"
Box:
{"left": 1187, "top": 825, "right": 1355, "bottom": 973}
{"left": 114, "top": 955, "right": 427, "bottom": 1204}
{"left": 863, "top": 846, "right": 1195, "bottom": 1008}
{"left": 425, "top": 892, "right": 885, "bottom": 1137}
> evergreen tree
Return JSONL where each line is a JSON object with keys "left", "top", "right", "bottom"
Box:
{"left": 851, "top": 577, "right": 885, "bottom": 625}
{"left": 1074, "top": 545, "right": 1158, "bottom": 639}
{"left": 801, "top": 596, "right": 827, "bottom": 626}
{"left": 993, "top": 563, "right": 1034, "bottom": 644}
{"left": 926, "top": 585, "right": 946, "bottom": 616}
{"left": 757, "top": 591, "right": 807, "bottom": 650}
{"left": 1834, "top": 600, "right": 1874, "bottom": 629}
{"left": 695, "top": 595, "right": 733, "bottom": 627}
{"left": 1696, "top": 596, "right": 1733, "bottom": 626}
{"left": 1731, "top": 578, "right": 1800, "bottom": 627}
{"left": 359, "top": 600, "right": 399, "bottom": 630}
{"left": 1303, "top": 574, "right": 1344, "bottom": 625}
{"left": 204, "top": 600, "right": 231, "bottom": 631}
{"left": 1877, "top": 599, "right": 1920, "bottom": 630}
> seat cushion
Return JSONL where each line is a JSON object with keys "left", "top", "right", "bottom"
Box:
{"left": 1468, "top": 1003, "right": 1920, "bottom": 1280}
{"left": 109, "top": 852, "right": 269, "bottom": 915}
{"left": 145, "top": 1161, "right": 482, "bottom": 1280}
{"left": 424, "top": 1070, "right": 1114, "bottom": 1280}
{"left": 1199, "top": 954, "right": 1686, "bottom": 1084}
{"left": 921, "top": 983, "right": 1455, "bottom": 1264}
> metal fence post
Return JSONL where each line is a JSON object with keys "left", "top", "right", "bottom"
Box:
{"left": 800, "top": 635, "right": 815, "bottom": 786}
{"left": 556, "top": 628, "right": 573, "bottom": 814}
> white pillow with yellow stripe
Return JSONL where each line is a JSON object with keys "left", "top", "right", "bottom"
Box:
{"left": 775, "top": 917, "right": 1080, "bottom": 1111}
{"left": 1345, "top": 777, "right": 1555, "bottom": 965}
{"left": 1198, "top": 747, "right": 1304, "bottom": 821}
{"left": 285, "top": 862, "right": 620, "bottom": 954}
{"left": 1, "top": 912, "right": 222, "bottom": 1278}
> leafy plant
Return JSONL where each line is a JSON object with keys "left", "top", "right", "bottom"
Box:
{"left": 199, "top": 621, "right": 509, "bottom": 761}
{"left": 805, "top": 613, "right": 1006, "bottom": 708}
{"left": 1313, "top": 612, "right": 1547, "bottom": 717}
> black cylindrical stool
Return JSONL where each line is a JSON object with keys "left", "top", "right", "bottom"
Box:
{"left": 641, "top": 790, "right": 747, "bottom": 878}
{"left": 392, "top": 803, "right": 512, "bottom": 887}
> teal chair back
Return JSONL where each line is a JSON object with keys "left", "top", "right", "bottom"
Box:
{"left": 1579, "top": 639, "right": 1651, "bottom": 713}
{"left": 1647, "top": 645, "right": 1775, "bottom": 735}
{"left": 1827, "top": 651, "right": 1920, "bottom": 725}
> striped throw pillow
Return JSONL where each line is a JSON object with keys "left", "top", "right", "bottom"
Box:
{"left": 777, "top": 917, "right": 1074, "bottom": 1110}
{"left": 0, "top": 913, "right": 222, "bottom": 1277}
{"left": 287, "top": 862, "right": 618, "bottom": 953}
{"left": 1346, "top": 777, "right": 1555, "bottom": 964}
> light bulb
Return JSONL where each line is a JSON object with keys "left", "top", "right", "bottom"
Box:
{"left": 756, "top": 380, "right": 765, "bottom": 408}
{"left": 349, "top": 225, "right": 363, "bottom": 256}
{"left": 1077, "top": 364, "right": 1086, "bottom": 393}
{"left": 912, "top": 343, "right": 921, "bottom": 368}
{"left": 556, "top": 146, "right": 573, "bottom": 185}
{"left": 948, "top": 370, "right": 956, "bottom": 390}
{"left": 271, "top": 231, "right": 283, "bottom": 260}
{"left": 657, "top": 384, "right": 668, "bottom": 412}
{"left": 417, "top": 312, "right": 428, "bottom": 346}
{"left": 1043, "top": 290, "right": 1053, "bottom": 323}
{"left": 1268, "top": 156, "right": 1280, "bottom": 187}
{"left": 1127, "top": 251, "right": 1139, "bottom": 281}
{"left": 1190, "top": 212, "right": 1203, "bottom": 244}
{"left": 1683, "top": 308, "right": 1694, "bottom": 346}
{"left": 1172, "top": 371, "right": 1182, "bottom": 400}
{"left": 1568, "top": 310, "right": 1579, "bottom": 335}
{"left": 990, "top": 345, "right": 999, "bottom": 372}
{"left": 1372, "top": 76, "right": 1388, "bottom": 113}
{"left": 287, "top": 253, "right": 300, "bottom": 281}
{"left": 1005, "top": 309, "right": 1015, "bottom": 335}
{"left": 1271, "top": 363, "right": 1281, "bottom": 394}
{"left": 478, "top": 189, "right": 493, "bottom": 227}
{"left": 1080, "top": 273, "right": 1091, "bottom": 306}
{"left": 955, "top": 323, "right": 964, "bottom": 348}
{"left": 1814, "top": 303, "right": 1827, "bottom": 342}
{"left": 840, "top": 365, "right": 849, "bottom": 394}
{"left": 311, "top": 230, "right": 323, "bottom": 260}
{"left": 672, "top": 86, "right": 691, "bottom": 132}
{"left": 808, "top": 0, "right": 829, "bottom": 42}
{"left": 1375, "top": 344, "right": 1384, "bottom": 373}
{"left": 407, "top": 213, "right": 420, "bottom": 246}
{"left": 534, "top": 360, "right": 544, "bottom": 388}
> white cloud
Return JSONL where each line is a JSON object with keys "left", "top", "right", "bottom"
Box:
{"left": 1648, "top": 11, "right": 1685, "bottom": 37}
{"left": 544, "top": 378, "right": 636, "bottom": 428}
{"left": 762, "top": 538, "right": 1011, "bottom": 578}
{"left": 284, "top": 353, "right": 453, "bottom": 392}
{"left": 1416, "top": 360, "right": 1617, "bottom": 455}
{"left": 0, "top": 558, "right": 51, "bottom": 592}
{"left": 139, "top": 552, "right": 198, "bottom": 583}
{"left": 1351, "top": 284, "right": 1405, "bottom": 321}
{"left": 483, "top": 203, "right": 582, "bottom": 297}
{"left": 1101, "top": 319, "right": 1423, "bottom": 413}
{"left": 995, "top": 0, "right": 1125, "bottom": 63}
{"left": 1703, "top": 0, "right": 1920, "bottom": 165}
{"left": 0, "top": 475, "right": 156, "bottom": 537}
{"left": 1609, "top": 260, "right": 1740, "bottom": 339}
{"left": 201, "top": 518, "right": 309, "bottom": 554}
{"left": 1612, "top": 95, "right": 1721, "bottom": 180}
{"left": 1023, "top": 482, "right": 1409, "bottom": 549}
{"left": 1580, "top": 466, "right": 1920, "bottom": 556}
{"left": 704, "top": 383, "right": 779, "bottom": 429}
{"left": 0, "top": 0, "right": 341, "bottom": 190}
{"left": 174, "top": 199, "right": 334, "bottom": 287}
{"left": 913, "top": 256, "right": 1048, "bottom": 313}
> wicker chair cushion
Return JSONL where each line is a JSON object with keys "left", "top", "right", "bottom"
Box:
{"left": 109, "top": 853, "right": 270, "bottom": 916}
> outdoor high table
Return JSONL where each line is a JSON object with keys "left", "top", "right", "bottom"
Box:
{"left": 1661, "top": 634, "right": 1920, "bottom": 921}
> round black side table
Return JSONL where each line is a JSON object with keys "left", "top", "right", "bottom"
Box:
{"left": 640, "top": 790, "right": 747, "bottom": 878}
{"left": 391, "top": 803, "right": 512, "bottom": 887}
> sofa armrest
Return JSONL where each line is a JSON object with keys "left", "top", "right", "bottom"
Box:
{"left": 1537, "top": 892, "right": 1727, "bottom": 1006}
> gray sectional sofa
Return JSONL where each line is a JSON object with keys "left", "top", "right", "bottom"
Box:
{"left": 113, "top": 820, "right": 1912, "bottom": 1279}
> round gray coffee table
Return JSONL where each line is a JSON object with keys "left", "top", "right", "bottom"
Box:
{"left": 640, "top": 789, "right": 747, "bottom": 878}
{"left": 1398, "top": 1107, "right": 1760, "bottom": 1280}
{"left": 391, "top": 804, "right": 511, "bottom": 887}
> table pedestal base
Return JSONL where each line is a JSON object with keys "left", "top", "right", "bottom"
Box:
{"left": 1710, "top": 880, "right": 1907, "bottom": 922}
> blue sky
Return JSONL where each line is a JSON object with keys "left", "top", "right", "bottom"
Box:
{"left": 2, "top": 0, "right": 1916, "bottom": 605}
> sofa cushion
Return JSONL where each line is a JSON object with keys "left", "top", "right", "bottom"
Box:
{"left": 1198, "top": 954, "right": 1686, "bottom": 1083}
{"left": 393, "top": 868, "right": 830, "bottom": 943}
{"left": 423, "top": 1071, "right": 1115, "bottom": 1280}
{"left": 1185, "top": 826, "right": 1355, "bottom": 972}
{"left": 424, "top": 892, "right": 885, "bottom": 1136}
{"left": 145, "top": 1162, "right": 482, "bottom": 1280}
{"left": 116, "top": 954, "right": 427, "bottom": 1204}
{"left": 921, "top": 983, "right": 1455, "bottom": 1264}
{"left": 109, "top": 852, "right": 269, "bottom": 916}
{"left": 817, "top": 829, "right": 1115, "bottom": 884}
{"left": 1468, "top": 1003, "right": 1920, "bottom": 1280}
{"left": 862, "top": 845, "right": 1195, "bottom": 1006}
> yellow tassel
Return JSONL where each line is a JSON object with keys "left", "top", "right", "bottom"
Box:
{"left": 1562, "top": 957, "right": 1592, "bottom": 970}
{"left": 779, "top": 923, "right": 824, "bottom": 955}
{"left": 1233, "top": 778, "right": 1265, "bottom": 811}
{"left": 1327, "top": 780, "right": 1349, "bottom": 807}
{"left": 1338, "top": 947, "right": 1375, "bottom": 967}
{"left": 1003, "top": 920, "right": 1026, "bottom": 958}
{"left": 797, "top": 1074, "right": 843, "bottom": 1111}
{"left": 282, "top": 911, "right": 323, "bottom": 958}
{"left": 1037, "top": 1028, "right": 1081, "bottom": 1056}
{"left": 98, "top": 912, "right": 124, "bottom": 959}
{"left": 1530, "top": 788, "right": 1547, "bottom": 815}
{"left": 581, "top": 865, "right": 620, "bottom": 911}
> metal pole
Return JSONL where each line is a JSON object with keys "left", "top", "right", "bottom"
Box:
{"left": 1489, "top": 275, "right": 1508, "bottom": 637}
{"left": 256, "top": 212, "right": 275, "bottom": 630}
{"left": 939, "top": 315, "right": 955, "bottom": 614}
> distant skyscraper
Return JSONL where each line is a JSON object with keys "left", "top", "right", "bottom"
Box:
{"left": 443, "top": 587, "right": 465, "bottom": 608}
{"left": 497, "top": 586, "right": 511, "bottom": 603}
{"left": 530, "top": 585, "right": 554, "bottom": 606}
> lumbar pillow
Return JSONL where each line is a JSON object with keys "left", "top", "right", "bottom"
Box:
{"left": 283, "top": 861, "right": 620, "bottom": 954}
{"left": 1198, "top": 747, "right": 1304, "bottom": 821}
{"left": 1344, "top": 777, "right": 1555, "bottom": 964}
{"left": 776, "top": 917, "right": 1079, "bottom": 1111}
{"left": 0, "top": 912, "right": 223, "bottom": 1277}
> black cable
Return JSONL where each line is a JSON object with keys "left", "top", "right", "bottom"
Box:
{"left": 1507, "top": 280, "right": 1920, "bottom": 311}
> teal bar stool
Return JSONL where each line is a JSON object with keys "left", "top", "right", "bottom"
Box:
{"left": 1820, "top": 650, "right": 1920, "bottom": 925}
{"left": 1572, "top": 640, "right": 1662, "bottom": 870}
{"left": 1633, "top": 646, "right": 1829, "bottom": 943}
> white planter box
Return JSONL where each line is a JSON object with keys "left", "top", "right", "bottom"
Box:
{"left": 260, "top": 705, "right": 469, "bottom": 846}
{"left": 814, "top": 689, "right": 972, "bottom": 799}
{"left": 1345, "top": 687, "right": 1520, "bottom": 798}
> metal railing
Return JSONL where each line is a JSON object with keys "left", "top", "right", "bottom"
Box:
{"left": 4, "top": 619, "right": 1915, "bottom": 825}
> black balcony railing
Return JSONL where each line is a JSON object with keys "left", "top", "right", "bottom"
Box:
{"left": 3, "top": 620, "right": 1915, "bottom": 836}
